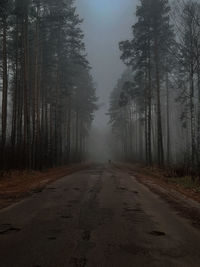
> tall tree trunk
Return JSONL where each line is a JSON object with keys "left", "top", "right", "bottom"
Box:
{"left": 166, "top": 73, "right": 170, "bottom": 165}
{"left": 147, "top": 40, "right": 152, "bottom": 165}
{"left": 11, "top": 18, "right": 19, "bottom": 150}
{"left": 197, "top": 61, "right": 200, "bottom": 168}
{"left": 32, "top": 8, "right": 40, "bottom": 169}
{"left": 1, "top": 20, "right": 8, "bottom": 151}
{"left": 190, "top": 64, "right": 195, "bottom": 177}
{"left": 75, "top": 111, "right": 79, "bottom": 161}
{"left": 16, "top": 21, "right": 23, "bottom": 150}
{"left": 23, "top": 12, "right": 30, "bottom": 168}
{"left": 67, "top": 96, "right": 71, "bottom": 162}
{"left": 154, "top": 38, "right": 164, "bottom": 166}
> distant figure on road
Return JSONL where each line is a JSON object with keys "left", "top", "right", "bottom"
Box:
{"left": 108, "top": 159, "right": 112, "bottom": 164}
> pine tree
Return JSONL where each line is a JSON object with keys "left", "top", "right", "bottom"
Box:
{"left": 0, "top": 0, "right": 97, "bottom": 170}
{"left": 119, "top": 0, "right": 174, "bottom": 166}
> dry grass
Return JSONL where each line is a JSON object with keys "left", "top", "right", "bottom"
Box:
{"left": 115, "top": 163, "right": 200, "bottom": 204}
{"left": 0, "top": 164, "right": 90, "bottom": 210}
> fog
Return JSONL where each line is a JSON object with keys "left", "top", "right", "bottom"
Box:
{"left": 2, "top": 0, "right": 199, "bottom": 171}
{"left": 2, "top": 1, "right": 200, "bottom": 263}
{"left": 76, "top": 0, "right": 138, "bottom": 161}
{"left": 76, "top": 0, "right": 137, "bottom": 127}
{"left": 0, "top": 0, "right": 138, "bottom": 169}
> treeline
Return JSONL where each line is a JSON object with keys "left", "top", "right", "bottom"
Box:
{"left": 109, "top": 0, "right": 200, "bottom": 174}
{"left": 0, "top": 0, "right": 97, "bottom": 170}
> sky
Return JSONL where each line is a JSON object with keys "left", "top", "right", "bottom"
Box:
{"left": 76, "top": 0, "right": 138, "bottom": 127}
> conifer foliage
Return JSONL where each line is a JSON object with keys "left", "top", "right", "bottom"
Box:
{"left": 109, "top": 0, "right": 200, "bottom": 174}
{"left": 0, "top": 0, "right": 97, "bottom": 170}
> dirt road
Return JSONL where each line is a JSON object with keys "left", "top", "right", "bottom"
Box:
{"left": 0, "top": 164, "right": 200, "bottom": 267}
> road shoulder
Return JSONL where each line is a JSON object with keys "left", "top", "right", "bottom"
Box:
{"left": 0, "top": 164, "right": 90, "bottom": 210}
{"left": 115, "top": 163, "right": 200, "bottom": 230}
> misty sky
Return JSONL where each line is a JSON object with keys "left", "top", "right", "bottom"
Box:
{"left": 76, "top": 0, "right": 138, "bottom": 127}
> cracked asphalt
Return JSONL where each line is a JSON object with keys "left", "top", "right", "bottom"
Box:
{"left": 0, "top": 164, "right": 200, "bottom": 267}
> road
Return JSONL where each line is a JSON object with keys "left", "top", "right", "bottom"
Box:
{"left": 0, "top": 164, "right": 200, "bottom": 267}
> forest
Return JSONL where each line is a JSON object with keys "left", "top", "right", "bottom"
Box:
{"left": 1, "top": 1, "right": 200, "bottom": 266}
{"left": 109, "top": 0, "right": 200, "bottom": 177}
{"left": 0, "top": 0, "right": 97, "bottom": 170}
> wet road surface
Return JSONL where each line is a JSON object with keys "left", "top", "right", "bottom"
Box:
{"left": 0, "top": 164, "right": 200, "bottom": 267}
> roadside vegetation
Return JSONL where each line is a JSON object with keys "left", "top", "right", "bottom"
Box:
{"left": 116, "top": 163, "right": 200, "bottom": 204}
{"left": 0, "top": 163, "right": 89, "bottom": 209}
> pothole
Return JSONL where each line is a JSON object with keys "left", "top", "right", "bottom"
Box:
{"left": 0, "top": 226, "right": 21, "bottom": 235}
{"left": 69, "top": 257, "right": 87, "bottom": 267}
{"left": 50, "top": 229, "right": 62, "bottom": 234}
{"left": 124, "top": 207, "right": 137, "bottom": 212}
{"left": 120, "top": 244, "right": 149, "bottom": 256}
{"left": 34, "top": 189, "right": 43, "bottom": 193}
{"left": 82, "top": 230, "right": 91, "bottom": 241}
{"left": 1, "top": 223, "right": 11, "bottom": 227}
{"left": 46, "top": 187, "right": 56, "bottom": 191}
{"left": 149, "top": 231, "right": 166, "bottom": 236}
{"left": 61, "top": 215, "right": 72, "bottom": 219}
{"left": 73, "top": 188, "right": 80, "bottom": 191}
{"left": 69, "top": 200, "right": 79, "bottom": 204}
{"left": 48, "top": 236, "right": 57, "bottom": 240}
{"left": 118, "top": 187, "right": 127, "bottom": 191}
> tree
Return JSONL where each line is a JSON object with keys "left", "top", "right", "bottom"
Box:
{"left": 0, "top": 0, "right": 97, "bottom": 170}
{"left": 119, "top": 0, "right": 174, "bottom": 166}
{"left": 0, "top": 0, "right": 10, "bottom": 150}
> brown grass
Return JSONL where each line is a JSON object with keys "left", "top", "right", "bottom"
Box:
{"left": 115, "top": 163, "right": 200, "bottom": 204}
{"left": 0, "top": 164, "right": 90, "bottom": 210}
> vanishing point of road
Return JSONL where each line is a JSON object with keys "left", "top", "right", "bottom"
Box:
{"left": 0, "top": 164, "right": 200, "bottom": 267}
